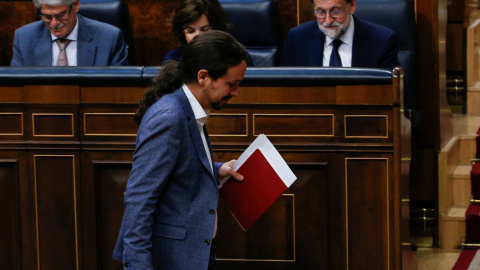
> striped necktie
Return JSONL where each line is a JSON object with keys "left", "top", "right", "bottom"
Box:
{"left": 56, "top": 39, "right": 71, "bottom": 66}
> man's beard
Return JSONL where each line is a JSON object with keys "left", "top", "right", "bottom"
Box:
{"left": 319, "top": 14, "right": 351, "bottom": 39}
{"left": 211, "top": 95, "right": 232, "bottom": 110}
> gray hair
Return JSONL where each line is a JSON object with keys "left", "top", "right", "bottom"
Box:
{"left": 33, "top": 0, "right": 77, "bottom": 8}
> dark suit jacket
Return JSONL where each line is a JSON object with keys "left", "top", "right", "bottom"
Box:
{"left": 280, "top": 16, "right": 399, "bottom": 69}
{"left": 113, "top": 87, "right": 221, "bottom": 270}
{"left": 11, "top": 15, "right": 128, "bottom": 66}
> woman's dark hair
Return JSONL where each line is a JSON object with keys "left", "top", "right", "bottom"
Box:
{"left": 134, "top": 30, "right": 248, "bottom": 124}
{"left": 171, "top": 0, "right": 229, "bottom": 45}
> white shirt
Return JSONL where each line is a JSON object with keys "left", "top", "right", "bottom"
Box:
{"left": 51, "top": 17, "right": 79, "bottom": 66}
{"left": 182, "top": 84, "right": 214, "bottom": 173}
{"left": 321, "top": 16, "right": 355, "bottom": 67}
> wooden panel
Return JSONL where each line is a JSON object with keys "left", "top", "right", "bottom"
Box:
{"left": 278, "top": 0, "right": 298, "bottom": 40}
{"left": 128, "top": 0, "right": 178, "bottom": 66}
{"left": 0, "top": 113, "right": 23, "bottom": 135}
{"left": 0, "top": 73, "right": 407, "bottom": 269}
{"left": 336, "top": 85, "right": 394, "bottom": 105}
{"left": 344, "top": 115, "right": 388, "bottom": 138}
{"left": 93, "top": 163, "right": 130, "bottom": 270}
{"left": 346, "top": 158, "right": 389, "bottom": 270}
{"left": 447, "top": 0, "right": 464, "bottom": 22}
{"left": 34, "top": 155, "right": 78, "bottom": 270}
{"left": 253, "top": 114, "right": 334, "bottom": 136}
{"left": 446, "top": 23, "right": 464, "bottom": 71}
{"left": 0, "top": 160, "right": 21, "bottom": 269}
{"left": 0, "top": 1, "right": 35, "bottom": 66}
{"left": 233, "top": 86, "right": 336, "bottom": 104}
{"left": 24, "top": 85, "right": 79, "bottom": 103}
{"left": 209, "top": 113, "right": 248, "bottom": 136}
{"left": 299, "top": 0, "right": 314, "bottom": 24}
{"left": 217, "top": 163, "right": 330, "bottom": 270}
{"left": 33, "top": 114, "right": 74, "bottom": 137}
{"left": 218, "top": 195, "right": 295, "bottom": 261}
{"left": 84, "top": 113, "right": 137, "bottom": 136}
{"left": 0, "top": 85, "right": 79, "bottom": 103}
{"left": 80, "top": 87, "right": 146, "bottom": 103}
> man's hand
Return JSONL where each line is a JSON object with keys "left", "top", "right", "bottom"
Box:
{"left": 218, "top": 159, "right": 244, "bottom": 182}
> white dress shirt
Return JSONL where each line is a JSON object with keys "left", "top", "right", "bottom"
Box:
{"left": 321, "top": 16, "right": 355, "bottom": 67}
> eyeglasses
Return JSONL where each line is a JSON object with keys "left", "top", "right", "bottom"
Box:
{"left": 39, "top": 5, "right": 73, "bottom": 23}
{"left": 313, "top": 5, "right": 347, "bottom": 19}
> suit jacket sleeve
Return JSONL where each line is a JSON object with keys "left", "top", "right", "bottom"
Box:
{"left": 280, "top": 29, "right": 296, "bottom": 66}
{"left": 11, "top": 30, "right": 24, "bottom": 66}
{"left": 121, "top": 107, "right": 181, "bottom": 269}
{"left": 110, "top": 28, "right": 129, "bottom": 65}
{"left": 379, "top": 32, "right": 400, "bottom": 70}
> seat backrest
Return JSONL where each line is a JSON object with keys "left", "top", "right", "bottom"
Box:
{"left": 219, "top": 0, "right": 282, "bottom": 67}
{"left": 355, "top": 0, "right": 417, "bottom": 111}
{"left": 79, "top": 0, "right": 135, "bottom": 64}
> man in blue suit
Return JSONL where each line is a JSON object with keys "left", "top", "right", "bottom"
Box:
{"left": 113, "top": 31, "right": 247, "bottom": 270}
{"left": 11, "top": 0, "right": 128, "bottom": 66}
{"left": 280, "top": 0, "right": 399, "bottom": 69}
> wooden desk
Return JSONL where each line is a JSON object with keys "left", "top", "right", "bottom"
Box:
{"left": 0, "top": 67, "right": 414, "bottom": 270}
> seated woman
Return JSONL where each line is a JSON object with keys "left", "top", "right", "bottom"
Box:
{"left": 164, "top": 0, "right": 253, "bottom": 65}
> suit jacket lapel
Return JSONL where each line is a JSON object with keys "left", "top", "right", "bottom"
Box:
{"left": 34, "top": 27, "right": 53, "bottom": 66}
{"left": 313, "top": 26, "right": 325, "bottom": 66}
{"left": 174, "top": 89, "right": 216, "bottom": 179}
{"left": 76, "top": 15, "right": 96, "bottom": 66}
{"left": 351, "top": 16, "right": 367, "bottom": 67}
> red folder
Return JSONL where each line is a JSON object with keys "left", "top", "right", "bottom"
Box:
{"left": 220, "top": 148, "right": 288, "bottom": 231}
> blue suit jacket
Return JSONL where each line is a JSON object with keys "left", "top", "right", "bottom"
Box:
{"left": 113, "top": 88, "right": 221, "bottom": 270}
{"left": 11, "top": 15, "right": 128, "bottom": 66}
{"left": 280, "top": 16, "right": 399, "bottom": 69}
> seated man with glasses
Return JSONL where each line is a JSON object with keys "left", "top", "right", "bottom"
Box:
{"left": 280, "top": 0, "right": 399, "bottom": 69}
{"left": 11, "top": 0, "right": 128, "bottom": 66}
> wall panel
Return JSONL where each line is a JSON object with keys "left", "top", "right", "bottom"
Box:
{"left": 0, "top": 160, "right": 21, "bottom": 270}
{"left": 34, "top": 155, "right": 78, "bottom": 270}
{"left": 93, "top": 162, "right": 130, "bottom": 270}
{"left": 0, "top": 68, "right": 411, "bottom": 269}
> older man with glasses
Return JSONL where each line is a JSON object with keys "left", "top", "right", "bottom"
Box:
{"left": 280, "top": 0, "right": 399, "bottom": 69}
{"left": 11, "top": 0, "right": 128, "bottom": 66}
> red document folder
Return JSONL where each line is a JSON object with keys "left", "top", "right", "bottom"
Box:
{"left": 220, "top": 148, "right": 289, "bottom": 231}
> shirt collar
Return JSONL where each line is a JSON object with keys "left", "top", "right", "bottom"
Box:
{"left": 323, "top": 14, "right": 355, "bottom": 47}
{"left": 182, "top": 84, "right": 210, "bottom": 125}
{"left": 51, "top": 15, "right": 79, "bottom": 42}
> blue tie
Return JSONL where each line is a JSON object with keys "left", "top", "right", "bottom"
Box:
{"left": 329, "top": 39, "right": 343, "bottom": 67}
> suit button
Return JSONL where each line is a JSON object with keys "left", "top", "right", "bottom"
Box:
{"left": 209, "top": 209, "right": 215, "bottom": 215}
{"left": 204, "top": 239, "right": 211, "bottom": 245}
{"left": 123, "top": 259, "right": 129, "bottom": 267}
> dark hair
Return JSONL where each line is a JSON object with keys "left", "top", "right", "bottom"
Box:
{"left": 311, "top": 0, "right": 352, "bottom": 4}
{"left": 134, "top": 30, "right": 247, "bottom": 124}
{"left": 171, "top": 0, "right": 229, "bottom": 45}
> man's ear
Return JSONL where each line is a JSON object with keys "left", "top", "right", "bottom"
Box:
{"left": 73, "top": 0, "right": 81, "bottom": 12}
{"left": 197, "top": 69, "right": 209, "bottom": 86}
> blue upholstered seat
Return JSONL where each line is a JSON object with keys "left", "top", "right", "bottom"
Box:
{"left": 79, "top": 0, "right": 135, "bottom": 64}
{"left": 355, "top": 0, "right": 417, "bottom": 111}
{"left": 219, "top": 0, "right": 282, "bottom": 67}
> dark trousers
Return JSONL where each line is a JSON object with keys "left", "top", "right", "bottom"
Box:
{"left": 207, "top": 239, "right": 217, "bottom": 270}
